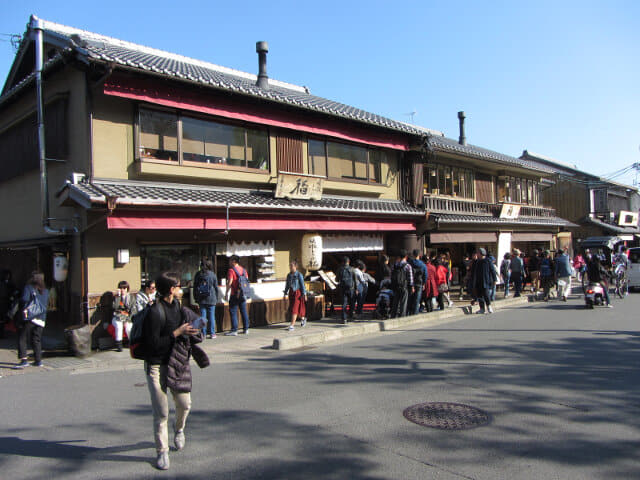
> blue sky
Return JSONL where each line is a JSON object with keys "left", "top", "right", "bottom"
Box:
{"left": 1, "top": 1, "right": 638, "bottom": 185}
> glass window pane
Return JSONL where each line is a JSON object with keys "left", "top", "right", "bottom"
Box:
{"left": 368, "top": 150, "right": 382, "bottom": 183}
{"left": 452, "top": 168, "right": 460, "bottom": 196}
{"left": 428, "top": 166, "right": 438, "bottom": 194}
{"left": 308, "top": 139, "right": 326, "bottom": 177}
{"left": 247, "top": 129, "right": 269, "bottom": 170}
{"left": 327, "top": 142, "right": 353, "bottom": 178}
{"left": 182, "top": 116, "right": 206, "bottom": 162}
{"left": 139, "top": 109, "right": 178, "bottom": 161}
{"left": 437, "top": 166, "right": 445, "bottom": 195}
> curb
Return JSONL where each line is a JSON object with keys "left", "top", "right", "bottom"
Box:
{"left": 272, "top": 295, "right": 531, "bottom": 350}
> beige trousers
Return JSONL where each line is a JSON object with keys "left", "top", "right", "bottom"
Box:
{"left": 145, "top": 363, "right": 191, "bottom": 453}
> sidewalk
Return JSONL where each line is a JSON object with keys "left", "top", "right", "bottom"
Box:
{"left": 0, "top": 294, "right": 531, "bottom": 376}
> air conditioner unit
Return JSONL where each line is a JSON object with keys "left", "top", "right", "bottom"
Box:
{"left": 618, "top": 210, "right": 639, "bottom": 227}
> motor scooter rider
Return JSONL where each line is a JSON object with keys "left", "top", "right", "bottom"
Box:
{"left": 586, "top": 256, "right": 612, "bottom": 307}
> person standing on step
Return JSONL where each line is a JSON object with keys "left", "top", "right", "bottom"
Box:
{"left": 509, "top": 249, "right": 524, "bottom": 298}
{"left": 15, "top": 271, "right": 49, "bottom": 368}
{"left": 193, "top": 258, "right": 219, "bottom": 339}
{"left": 424, "top": 256, "right": 438, "bottom": 312}
{"left": 472, "top": 248, "right": 497, "bottom": 314}
{"left": 500, "top": 253, "right": 512, "bottom": 298}
{"left": 224, "top": 255, "right": 250, "bottom": 336}
{"left": 336, "top": 256, "right": 357, "bottom": 324}
{"left": 390, "top": 249, "right": 414, "bottom": 318}
{"left": 283, "top": 260, "right": 307, "bottom": 331}
{"left": 112, "top": 280, "right": 135, "bottom": 352}
{"left": 408, "top": 249, "right": 427, "bottom": 315}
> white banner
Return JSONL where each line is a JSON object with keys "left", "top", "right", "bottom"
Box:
{"left": 322, "top": 234, "right": 384, "bottom": 253}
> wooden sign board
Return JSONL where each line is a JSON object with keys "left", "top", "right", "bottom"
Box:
{"left": 499, "top": 203, "right": 521, "bottom": 219}
{"left": 275, "top": 173, "right": 323, "bottom": 201}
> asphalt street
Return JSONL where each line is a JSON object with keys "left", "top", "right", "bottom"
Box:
{"left": 1, "top": 292, "right": 639, "bottom": 480}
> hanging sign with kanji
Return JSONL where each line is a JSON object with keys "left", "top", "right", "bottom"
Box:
{"left": 275, "top": 173, "right": 323, "bottom": 200}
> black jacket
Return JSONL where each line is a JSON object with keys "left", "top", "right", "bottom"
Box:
{"left": 166, "top": 307, "right": 207, "bottom": 393}
{"left": 144, "top": 298, "right": 181, "bottom": 365}
{"left": 473, "top": 257, "right": 497, "bottom": 290}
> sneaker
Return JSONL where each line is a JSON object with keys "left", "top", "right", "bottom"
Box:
{"left": 287, "top": 325, "right": 294, "bottom": 331}
{"left": 476, "top": 309, "right": 485, "bottom": 314}
{"left": 301, "top": 317, "right": 307, "bottom": 327}
{"left": 342, "top": 319, "right": 348, "bottom": 325}
{"left": 174, "top": 430, "right": 185, "bottom": 451}
{"left": 562, "top": 296, "right": 567, "bottom": 302}
{"left": 156, "top": 451, "right": 170, "bottom": 470}
{"left": 211, "top": 333, "right": 217, "bottom": 339}
{"left": 242, "top": 329, "right": 249, "bottom": 335}
{"left": 488, "top": 306, "right": 494, "bottom": 314}
{"left": 224, "top": 331, "right": 238, "bottom": 336}
{"left": 206, "top": 334, "right": 212, "bottom": 339}
{"left": 32, "top": 361, "right": 44, "bottom": 367}
{"left": 15, "top": 359, "right": 29, "bottom": 369}
{"left": 448, "top": 301, "right": 454, "bottom": 308}
{"left": 607, "top": 304, "right": 614, "bottom": 308}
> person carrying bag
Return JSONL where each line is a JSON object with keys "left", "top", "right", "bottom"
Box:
{"left": 16, "top": 271, "right": 49, "bottom": 368}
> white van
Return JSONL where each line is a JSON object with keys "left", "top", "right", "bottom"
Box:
{"left": 627, "top": 247, "right": 640, "bottom": 289}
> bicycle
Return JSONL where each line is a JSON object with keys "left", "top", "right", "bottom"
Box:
{"left": 614, "top": 266, "right": 628, "bottom": 299}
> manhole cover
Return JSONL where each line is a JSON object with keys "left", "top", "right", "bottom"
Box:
{"left": 403, "top": 402, "right": 490, "bottom": 430}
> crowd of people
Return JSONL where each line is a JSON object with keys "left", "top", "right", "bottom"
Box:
{"left": 331, "top": 244, "right": 633, "bottom": 321}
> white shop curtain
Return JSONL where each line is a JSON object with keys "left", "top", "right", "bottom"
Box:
{"left": 322, "top": 234, "right": 384, "bottom": 253}
{"left": 224, "top": 240, "right": 275, "bottom": 257}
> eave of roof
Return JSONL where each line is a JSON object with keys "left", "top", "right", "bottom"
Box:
{"left": 61, "top": 178, "right": 425, "bottom": 217}
{"left": 433, "top": 212, "right": 577, "bottom": 228}
{"left": 427, "top": 136, "right": 555, "bottom": 175}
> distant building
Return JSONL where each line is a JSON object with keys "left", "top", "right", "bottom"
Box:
{"left": 520, "top": 150, "right": 640, "bottom": 249}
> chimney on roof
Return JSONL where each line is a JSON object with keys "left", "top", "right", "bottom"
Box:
{"left": 256, "top": 41, "right": 269, "bottom": 89}
{"left": 457, "top": 111, "right": 466, "bottom": 145}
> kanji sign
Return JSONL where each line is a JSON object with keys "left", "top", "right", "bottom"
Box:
{"left": 275, "top": 173, "right": 323, "bottom": 200}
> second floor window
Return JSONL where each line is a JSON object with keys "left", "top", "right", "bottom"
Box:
{"left": 500, "top": 176, "right": 540, "bottom": 205}
{"left": 424, "top": 164, "right": 474, "bottom": 199}
{"left": 308, "top": 139, "right": 386, "bottom": 183}
{"left": 138, "top": 108, "right": 269, "bottom": 170}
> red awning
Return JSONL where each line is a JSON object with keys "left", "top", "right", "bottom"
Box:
{"left": 104, "top": 75, "right": 409, "bottom": 151}
{"left": 106, "top": 212, "right": 415, "bottom": 232}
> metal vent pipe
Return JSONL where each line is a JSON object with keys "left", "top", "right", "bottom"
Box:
{"left": 457, "top": 111, "right": 466, "bottom": 146}
{"left": 256, "top": 41, "right": 269, "bottom": 89}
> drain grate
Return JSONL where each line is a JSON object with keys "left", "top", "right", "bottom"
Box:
{"left": 403, "top": 402, "right": 490, "bottom": 430}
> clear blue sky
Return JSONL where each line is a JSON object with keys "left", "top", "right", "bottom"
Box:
{"left": 1, "top": 1, "right": 638, "bottom": 185}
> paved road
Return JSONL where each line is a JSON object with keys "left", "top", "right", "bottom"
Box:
{"left": 1, "top": 292, "right": 639, "bottom": 479}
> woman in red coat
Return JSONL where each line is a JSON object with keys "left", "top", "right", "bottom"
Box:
{"left": 423, "top": 257, "right": 438, "bottom": 312}
{"left": 434, "top": 259, "right": 450, "bottom": 310}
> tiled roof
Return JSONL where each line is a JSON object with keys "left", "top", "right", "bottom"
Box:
{"left": 12, "top": 18, "right": 432, "bottom": 137}
{"left": 427, "top": 136, "right": 555, "bottom": 174}
{"left": 64, "top": 179, "right": 424, "bottom": 217}
{"left": 584, "top": 216, "right": 640, "bottom": 234}
{"left": 433, "top": 213, "right": 576, "bottom": 228}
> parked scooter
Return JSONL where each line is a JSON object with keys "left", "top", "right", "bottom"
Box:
{"left": 584, "top": 282, "right": 605, "bottom": 309}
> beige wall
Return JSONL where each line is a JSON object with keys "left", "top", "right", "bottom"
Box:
{"left": 86, "top": 226, "right": 141, "bottom": 295}
{"left": 0, "top": 66, "right": 89, "bottom": 243}
{"left": 91, "top": 92, "right": 401, "bottom": 199}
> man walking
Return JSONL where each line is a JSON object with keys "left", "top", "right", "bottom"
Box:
{"left": 554, "top": 249, "right": 572, "bottom": 301}
{"left": 509, "top": 249, "right": 524, "bottom": 297}
{"left": 224, "top": 255, "right": 250, "bottom": 335}
{"left": 408, "top": 249, "right": 427, "bottom": 315}
{"left": 336, "top": 257, "right": 357, "bottom": 324}
{"left": 193, "top": 258, "right": 219, "bottom": 338}
{"left": 472, "top": 248, "right": 497, "bottom": 314}
{"left": 390, "top": 249, "right": 414, "bottom": 318}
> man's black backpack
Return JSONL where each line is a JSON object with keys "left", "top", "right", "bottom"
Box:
{"left": 337, "top": 266, "right": 354, "bottom": 291}
{"left": 391, "top": 263, "right": 409, "bottom": 291}
{"left": 194, "top": 272, "right": 211, "bottom": 301}
{"left": 411, "top": 260, "right": 425, "bottom": 286}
